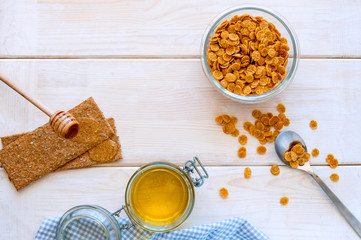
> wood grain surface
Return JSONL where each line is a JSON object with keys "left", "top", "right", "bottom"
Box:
{"left": 0, "top": 59, "right": 360, "bottom": 167}
{"left": 0, "top": 166, "right": 360, "bottom": 239}
{"left": 0, "top": 1, "right": 360, "bottom": 239}
{"left": 0, "top": 0, "right": 360, "bottom": 58}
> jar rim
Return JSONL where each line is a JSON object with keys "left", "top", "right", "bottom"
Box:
{"left": 56, "top": 205, "right": 122, "bottom": 240}
{"left": 124, "top": 161, "right": 195, "bottom": 232}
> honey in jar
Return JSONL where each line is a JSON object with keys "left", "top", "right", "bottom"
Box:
{"left": 130, "top": 166, "right": 190, "bottom": 226}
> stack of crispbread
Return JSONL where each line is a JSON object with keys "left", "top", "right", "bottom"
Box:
{"left": 0, "top": 97, "right": 122, "bottom": 191}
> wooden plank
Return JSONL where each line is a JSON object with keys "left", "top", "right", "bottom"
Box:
{"left": 0, "top": 166, "right": 360, "bottom": 239}
{"left": 0, "top": 59, "right": 360, "bottom": 166}
{"left": 0, "top": 0, "right": 360, "bottom": 57}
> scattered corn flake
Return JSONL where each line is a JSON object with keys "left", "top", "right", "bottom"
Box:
{"left": 219, "top": 187, "right": 229, "bottom": 198}
{"left": 273, "top": 130, "right": 280, "bottom": 138}
{"left": 329, "top": 158, "right": 339, "bottom": 168}
{"left": 278, "top": 113, "right": 286, "bottom": 121}
{"left": 238, "top": 147, "right": 247, "bottom": 158}
{"left": 215, "top": 115, "right": 225, "bottom": 125}
{"left": 283, "top": 118, "right": 290, "bottom": 126}
{"left": 252, "top": 110, "right": 262, "bottom": 119}
{"left": 264, "top": 131, "right": 272, "bottom": 137}
{"left": 222, "top": 124, "right": 230, "bottom": 134}
{"left": 266, "top": 136, "right": 274, "bottom": 142}
{"left": 244, "top": 167, "right": 252, "bottom": 179}
{"left": 274, "top": 121, "right": 284, "bottom": 130}
{"left": 311, "top": 148, "right": 319, "bottom": 157}
{"left": 309, "top": 120, "right": 318, "bottom": 130}
{"left": 230, "top": 116, "right": 238, "bottom": 125}
{"left": 270, "top": 165, "right": 280, "bottom": 176}
{"left": 257, "top": 146, "right": 267, "bottom": 155}
{"left": 255, "top": 121, "right": 265, "bottom": 131}
{"left": 277, "top": 103, "right": 286, "bottom": 113}
{"left": 231, "top": 129, "right": 240, "bottom": 137}
{"left": 330, "top": 173, "right": 339, "bottom": 182}
{"left": 326, "top": 154, "right": 334, "bottom": 163}
{"left": 238, "top": 135, "right": 248, "bottom": 145}
{"left": 264, "top": 126, "right": 271, "bottom": 132}
{"left": 260, "top": 116, "right": 270, "bottom": 126}
{"left": 257, "top": 132, "right": 265, "bottom": 140}
{"left": 280, "top": 197, "right": 289, "bottom": 205}
{"left": 222, "top": 115, "right": 231, "bottom": 123}
{"left": 269, "top": 116, "right": 280, "bottom": 125}
{"left": 243, "top": 122, "right": 252, "bottom": 131}
{"left": 259, "top": 139, "right": 267, "bottom": 145}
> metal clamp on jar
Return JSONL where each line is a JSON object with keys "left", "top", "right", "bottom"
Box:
{"left": 56, "top": 157, "right": 208, "bottom": 240}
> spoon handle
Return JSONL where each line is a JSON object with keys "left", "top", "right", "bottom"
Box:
{"left": 310, "top": 172, "right": 361, "bottom": 238}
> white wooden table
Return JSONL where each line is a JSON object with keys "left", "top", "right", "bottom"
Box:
{"left": 1, "top": 1, "right": 361, "bottom": 239}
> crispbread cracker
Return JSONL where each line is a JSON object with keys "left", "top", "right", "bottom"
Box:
{"left": 1, "top": 133, "right": 26, "bottom": 147}
{"left": 1, "top": 118, "right": 122, "bottom": 172}
{"left": 0, "top": 97, "right": 114, "bottom": 191}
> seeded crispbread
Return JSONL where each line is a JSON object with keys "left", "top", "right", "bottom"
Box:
{"left": 1, "top": 133, "right": 25, "bottom": 148}
{"left": 0, "top": 97, "right": 114, "bottom": 190}
{"left": 1, "top": 118, "right": 122, "bottom": 172}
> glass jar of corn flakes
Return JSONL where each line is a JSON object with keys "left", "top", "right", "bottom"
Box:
{"left": 201, "top": 5, "right": 300, "bottom": 103}
{"left": 56, "top": 157, "right": 208, "bottom": 240}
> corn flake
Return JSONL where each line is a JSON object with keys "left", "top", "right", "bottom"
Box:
{"left": 329, "top": 158, "right": 338, "bottom": 168}
{"left": 244, "top": 167, "right": 252, "bottom": 179}
{"left": 219, "top": 187, "right": 229, "bottom": 198}
{"left": 311, "top": 148, "right": 319, "bottom": 157}
{"left": 270, "top": 165, "right": 280, "bottom": 176}
{"left": 231, "top": 129, "right": 240, "bottom": 137}
{"left": 289, "top": 160, "right": 298, "bottom": 168}
{"left": 330, "top": 173, "right": 339, "bottom": 182}
{"left": 222, "top": 115, "right": 231, "bottom": 123}
{"left": 215, "top": 115, "right": 225, "bottom": 125}
{"left": 280, "top": 197, "right": 289, "bottom": 205}
{"left": 252, "top": 110, "right": 262, "bottom": 119}
{"left": 310, "top": 120, "right": 318, "bottom": 130}
{"left": 259, "top": 139, "right": 267, "bottom": 145}
{"left": 238, "top": 147, "right": 247, "bottom": 158}
{"left": 283, "top": 118, "right": 290, "bottom": 126}
{"left": 243, "top": 121, "right": 252, "bottom": 131}
{"left": 230, "top": 116, "right": 238, "bottom": 124}
{"left": 326, "top": 154, "right": 334, "bottom": 163}
{"left": 257, "top": 146, "right": 267, "bottom": 155}
{"left": 269, "top": 116, "right": 280, "bottom": 126}
{"left": 213, "top": 70, "right": 224, "bottom": 80}
{"left": 238, "top": 135, "right": 248, "bottom": 145}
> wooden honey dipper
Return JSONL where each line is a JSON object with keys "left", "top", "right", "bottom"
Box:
{"left": 0, "top": 74, "right": 79, "bottom": 139}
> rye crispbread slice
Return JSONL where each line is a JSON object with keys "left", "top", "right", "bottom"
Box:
{"left": 0, "top": 97, "right": 114, "bottom": 190}
{"left": 1, "top": 118, "right": 122, "bottom": 172}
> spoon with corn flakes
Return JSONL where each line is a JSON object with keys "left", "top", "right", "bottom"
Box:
{"left": 275, "top": 130, "right": 361, "bottom": 237}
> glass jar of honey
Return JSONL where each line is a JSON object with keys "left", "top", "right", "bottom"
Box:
{"left": 56, "top": 157, "right": 208, "bottom": 240}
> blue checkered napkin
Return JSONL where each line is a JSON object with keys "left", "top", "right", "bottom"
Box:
{"left": 35, "top": 216, "right": 269, "bottom": 240}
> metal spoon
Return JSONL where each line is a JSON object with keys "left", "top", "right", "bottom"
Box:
{"left": 275, "top": 130, "right": 361, "bottom": 238}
